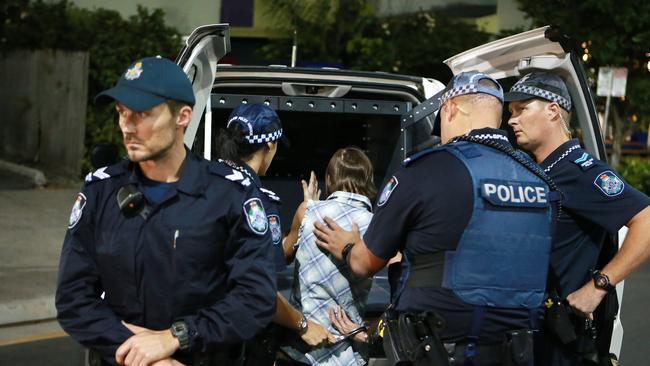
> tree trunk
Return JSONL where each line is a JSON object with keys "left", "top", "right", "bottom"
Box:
{"left": 609, "top": 103, "right": 623, "bottom": 170}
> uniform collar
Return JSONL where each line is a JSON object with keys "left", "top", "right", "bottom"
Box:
{"left": 236, "top": 161, "right": 263, "bottom": 188}
{"left": 126, "top": 146, "right": 206, "bottom": 196}
{"left": 540, "top": 139, "right": 582, "bottom": 171}
{"left": 326, "top": 191, "right": 373, "bottom": 212}
{"left": 466, "top": 127, "right": 512, "bottom": 146}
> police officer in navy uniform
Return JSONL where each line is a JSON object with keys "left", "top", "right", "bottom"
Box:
{"left": 505, "top": 72, "right": 650, "bottom": 365}
{"left": 313, "top": 71, "right": 557, "bottom": 365}
{"left": 55, "top": 57, "right": 277, "bottom": 366}
{"left": 215, "top": 103, "right": 335, "bottom": 365}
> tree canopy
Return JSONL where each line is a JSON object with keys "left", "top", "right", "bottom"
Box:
{"left": 2, "top": 0, "right": 181, "bottom": 172}
{"left": 260, "top": 0, "right": 491, "bottom": 82}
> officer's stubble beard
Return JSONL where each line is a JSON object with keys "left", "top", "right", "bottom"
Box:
{"left": 125, "top": 106, "right": 188, "bottom": 164}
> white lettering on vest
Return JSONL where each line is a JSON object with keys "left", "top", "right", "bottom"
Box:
{"left": 497, "top": 185, "right": 509, "bottom": 201}
{"left": 524, "top": 186, "right": 536, "bottom": 202}
{"left": 483, "top": 181, "right": 548, "bottom": 206}
{"left": 535, "top": 187, "right": 547, "bottom": 203}
{"left": 484, "top": 183, "right": 497, "bottom": 196}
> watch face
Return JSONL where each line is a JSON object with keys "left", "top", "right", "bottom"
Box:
{"left": 596, "top": 276, "right": 608, "bottom": 288}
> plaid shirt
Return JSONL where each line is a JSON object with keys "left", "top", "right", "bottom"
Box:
{"left": 287, "top": 191, "right": 374, "bottom": 366}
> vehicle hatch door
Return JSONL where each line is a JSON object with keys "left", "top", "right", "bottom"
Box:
{"left": 175, "top": 24, "right": 231, "bottom": 148}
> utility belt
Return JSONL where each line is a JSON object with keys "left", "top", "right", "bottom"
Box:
{"left": 240, "top": 324, "right": 282, "bottom": 366}
{"left": 542, "top": 291, "right": 619, "bottom": 365}
{"left": 378, "top": 310, "right": 534, "bottom": 366}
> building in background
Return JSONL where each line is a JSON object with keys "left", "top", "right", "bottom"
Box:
{"left": 69, "top": 0, "right": 529, "bottom": 65}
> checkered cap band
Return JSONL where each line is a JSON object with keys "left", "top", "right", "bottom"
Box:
{"left": 440, "top": 85, "right": 479, "bottom": 106}
{"left": 245, "top": 128, "right": 283, "bottom": 144}
{"left": 511, "top": 84, "right": 572, "bottom": 111}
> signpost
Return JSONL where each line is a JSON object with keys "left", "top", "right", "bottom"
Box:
{"left": 597, "top": 67, "right": 628, "bottom": 139}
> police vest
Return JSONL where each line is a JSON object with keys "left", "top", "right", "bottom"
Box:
{"left": 440, "top": 141, "right": 553, "bottom": 309}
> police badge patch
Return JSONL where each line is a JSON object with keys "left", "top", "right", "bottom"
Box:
{"left": 377, "top": 176, "right": 399, "bottom": 207}
{"left": 594, "top": 170, "right": 625, "bottom": 197}
{"left": 68, "top": 193, "right": 87, "bottom": 229}
{"left": 268, "top": 215, "right": 282, "bottom": 245}
{"left": 244, "top": 198, "right": 268, "bottom": 235}
{"left": 125, "top": 62, "right": 143, "bottom": 80}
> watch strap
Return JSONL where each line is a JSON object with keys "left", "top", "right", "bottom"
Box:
{"left": 297, "top": 314, "right": 308, "bottom": 334}
{"left": 342, "top": 243, "right": 355, "bottom": 264}
{"left": 591, "top": 270, "right": 615, "bottom": 292}
{"left": 171, "top": 320, "right": 190, "bottom": 351}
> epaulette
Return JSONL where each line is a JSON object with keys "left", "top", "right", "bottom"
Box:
{"left": 208, "top": 160, "right": 252, "bottom": 188}
{"left": 569, "top": 149, "right": 596, "bottom": 171}
{"left": 83, "top": 160, "right": 128, "bottom": 185}
{"left": 260, "top": 187, "right": 281, "bottom": 203}
{"left": 402, "top": 146, "right": 445, "bottom": 166}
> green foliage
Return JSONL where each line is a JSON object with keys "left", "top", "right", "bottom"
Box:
{"left": 259, "top": 0, "right": 491, "bottom": 80}
{"left": 619, "top": 157, "right": 650, "bottom": 195}
{"left": 1, "top": 0, "right": 181, "bottom": 173}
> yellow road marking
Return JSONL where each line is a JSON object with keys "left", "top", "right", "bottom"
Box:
{"left": 0, "top": 330, "right": 68, "bottom": 347}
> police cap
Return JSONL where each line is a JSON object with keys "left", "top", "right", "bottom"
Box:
{"left": 95, "top": 56, "right": 195, "bottom": 112}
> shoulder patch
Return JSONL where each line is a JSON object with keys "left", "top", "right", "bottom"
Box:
{"left": 377, "top": 176, "right": 399, "bottom": 207}
{"left": 572, "top": 152, "right": 596, "bottom": 171}
{"left": 68, "top": 193, "right": 87, "bottom": 229}
{"left": 260, "top": 187, "right": 281, "bottom": 203}
{"left": 244, "top": 198, "right": 268, "bottom": 235}
{"left": 594, "top": 170, "right": 625, "bottom": 197}
{"left": 209, "top": 161, "right": 252, "bottom": 188}
{"left": 268, "top": 214, "right": 282, "bottom": 244}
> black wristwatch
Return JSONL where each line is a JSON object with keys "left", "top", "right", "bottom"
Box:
{"left": 341, "top": 243, "right": 355, "bottom": 264}
{"left": 297, "top": 314, "right": 309, "bottom": 334}
{"left": 171, "top": 320, "right": 190, "bottom": 351}
{"left": 591, "top": 270, "right": 615, "bottom": 292}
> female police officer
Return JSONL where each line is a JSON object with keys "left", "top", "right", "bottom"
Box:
{"left": 215, "top": 103, "right": 335, "bottom": 365}
{"left": 55, "top": 57, "right": 277, "bottom": 366}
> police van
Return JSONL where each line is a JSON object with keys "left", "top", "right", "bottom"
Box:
{"left": 177, "top": 24, "right": 622, "bottom": 363}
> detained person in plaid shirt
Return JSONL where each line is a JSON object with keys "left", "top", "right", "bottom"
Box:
{"left": 216, "top": 104, "right": 336, "bottom": 365}
{"left": 282, "top": 147, "right": 377, "bottom": 366}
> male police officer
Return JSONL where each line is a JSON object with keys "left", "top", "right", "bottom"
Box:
{"left": 314, "top": 71, "right": 557, "bottom": 365}
{"left": 55, "top": 57, "right": 277, "bottom": 366}
{"left": 505, "top": 72, "right": 650, "bottom": 365}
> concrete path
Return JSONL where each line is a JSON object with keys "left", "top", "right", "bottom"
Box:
{"left": 0, "top": 187, "right": 80, "bottom": 325}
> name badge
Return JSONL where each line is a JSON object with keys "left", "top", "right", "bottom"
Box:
{"left": 481, "top": 179, "right": 549, "bottom": 208}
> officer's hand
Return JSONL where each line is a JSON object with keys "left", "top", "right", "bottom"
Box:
{"left": 301, "top": 171, "right": 321, "bottom": 202}
{"left": 314, "top": 217, "right": 360, "bottom": 260}
{"left": 328, "top": 305, "right": 368, "bottom": 343}
{"left": 150, "top": 358, "right": 186, "bottom": 366}
{"left": 300, "top": 319, "right": 336, "bottom": 347}
{"left": 566, "top": 281, "right": 608, "bottom": 320}
{"left": 116, "top": 322, "right": 179, "bottom": 366}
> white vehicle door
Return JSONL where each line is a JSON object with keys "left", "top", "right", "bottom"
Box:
{"left": 175, "top": 24, "right": 231, "bottom": 153}
{"left": 445, "top": 25, "right": 624, "bottom": 357}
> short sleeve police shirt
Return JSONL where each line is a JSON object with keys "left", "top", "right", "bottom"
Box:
{"left": 541, "top": 139, "right": 650, "bottom": 296}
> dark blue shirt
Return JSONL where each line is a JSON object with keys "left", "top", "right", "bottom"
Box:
{"left": 541, "top": 139, "right": 650, "bottom": 297}
{"left": 141, "top": 176, "right": 176, "bottom": 205}
{"left": 364, "top": 128, "right": 531, "bottom": 343}
{"left": 56, "top": 150, "right": 277, "bottom": 364}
